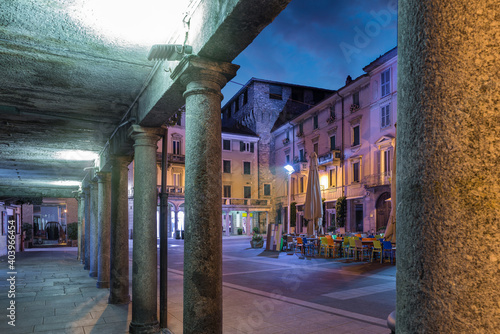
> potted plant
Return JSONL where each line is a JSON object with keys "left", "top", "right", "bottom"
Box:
{"left": 237, "top": 228, "right": 243, "bottom": 235}
{"left": 67, "top": 222, "right": 78, "bottom": 246}
{"left": 250, "top": 228, "right": 264, "bottom": 248}
{"left": 22, "top": 223, "right": 33, "bottom": 249}
{"left": 326, "top": 115, "right": 336, "bottom": 124}
{"left": 282, "top": 138, "right": 290, "bottom": 145}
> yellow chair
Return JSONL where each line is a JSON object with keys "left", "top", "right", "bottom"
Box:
{"left": 348, "top": 238, "right": 358, "bottom": 260}
{"left": 342, "top": 237, "right": 350, "bottom": 258}
{"left": 371, "top": 240, "right": 382, "bottom": 262}
{"left": 319, "top": 237, "right": 329, "bottom": 257}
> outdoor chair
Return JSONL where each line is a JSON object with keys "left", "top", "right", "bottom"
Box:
{"left": 326, "top": 237, "right": 338, "bottom": 258}
{"left": 319, "top": 237, "right": 334, "bottom": 258}
{"left": 354, "top": 239, "right": 370, "bottom": 261}
{"left": 295, "top": 237, "right": 304, "bottom": 255}
{"left": 348, "top": 238, "right": 359, "bottom": 260}
{"left": 382, "top": 241, "right": 395, "bottom": 264}
{"left": 371, "top": 240, "right": 383, "bottom": 262}
{"left": 342, "top": 237, "right": 351, "bottom": 258}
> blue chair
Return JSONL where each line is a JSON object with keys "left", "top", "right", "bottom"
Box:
{"left": 382, "top": 241, "right": 395, "bottom": 264}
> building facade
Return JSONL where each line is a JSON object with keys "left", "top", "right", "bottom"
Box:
{"left": 272, "top": 47, "right": 398, "bottom": 234}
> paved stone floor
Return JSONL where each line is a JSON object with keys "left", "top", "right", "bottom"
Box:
{"left": 0, "top": 237, "right": 395, "bottom": 333}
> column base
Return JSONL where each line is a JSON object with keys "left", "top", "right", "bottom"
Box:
{"left": 89, "top": 271, "right": 97, "bottom": 278}
{"left": 108, "top": 294, "right": 130, "bottom": 305}
{"left": 129, "top": 321, "right": 159, "bottom": 334}
{"left": 96, "top": 281, "right": 109, "bottom": 289}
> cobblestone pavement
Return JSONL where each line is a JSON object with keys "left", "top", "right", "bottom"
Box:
{"left": 0, "top": 237, "right": 395, "bottom": 333}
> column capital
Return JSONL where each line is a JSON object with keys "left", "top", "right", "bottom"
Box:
{"left": 172, "top": 55, "right": 239, "bottom": 99}
{"left": 95, "top": 171, "right": 111, "bottom": 183}
{"left": 128, "top": 125, "right": 162, "bottom": 147}
{"left": 111, "top": 155, "right": 133, "bottom": 169}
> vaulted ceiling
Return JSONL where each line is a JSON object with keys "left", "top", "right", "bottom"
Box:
{"left": 0, "top": 0, "right": 291, "bottom": 201}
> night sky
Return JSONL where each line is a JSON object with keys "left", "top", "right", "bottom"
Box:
{"left": 221, "top": 0, "right": 398, "bottom": 104}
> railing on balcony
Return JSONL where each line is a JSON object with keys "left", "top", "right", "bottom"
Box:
{"left": 317, "top": 149, "right": 341, "bottom": 166}
{"left": 222, "top": 198, "right": 268, "bottom": 206}
{"left": 156, "top": 185, "right": 185, "bottom": 195}
{"left": 169, "top": 154, "right": 185, "bottom": 163}
{"left": 291, "top": 162, "right": 308, "bottom": 174}
{"left": 346, "top": 182, "right": 366, "bottom": 198}
{"left": 362, "top": 172, "right": 392, "bottom": 188}
{"left": 322, "top": 186, "right": 343, "bottom": 202}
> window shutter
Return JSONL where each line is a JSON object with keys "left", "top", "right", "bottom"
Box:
{"left": 240, "top": 141, "right": 244, "bottom": 152}
{"left": 377, "top": 151, "right": 381, "bottom": 174}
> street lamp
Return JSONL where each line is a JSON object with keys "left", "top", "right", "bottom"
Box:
{"left": 284, "top": 164, "right": 295, "bottom": 233}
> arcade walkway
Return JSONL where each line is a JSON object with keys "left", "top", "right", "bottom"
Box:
{"left": 0, "top": 237, "right": 394, "bottom": 333}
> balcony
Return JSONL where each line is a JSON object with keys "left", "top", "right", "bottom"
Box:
{"left": 222, "top": 198, "right": 268, "bottom": 206}
{"left": 156, "top": 185, "right": 185, "bottom": 196}
{"left": 362, "top": 172, "right": 392, "bottom": 188}
{"left": 322, "top": 186, "right": 343, "bottom": 202}
{"left": 346, "top": 183, "right": 366, "bottom": 198}
{"left": 156, "top": 153, "right": 185, "bottom": 164}
{"left": 317, "top": 149, "right": 341, "bottom": 167}
{"left": 291, "top": 162, "right": 308, "bottom": 174}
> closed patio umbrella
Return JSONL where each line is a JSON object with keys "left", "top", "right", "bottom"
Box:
{"left": 304, "top": 152, "right": 323, "bottom": 236}
{"left": 385, "top": 136, "right": 396, "bottom": 243}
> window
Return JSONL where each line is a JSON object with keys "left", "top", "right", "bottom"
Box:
{"left": 223, "top": 185, "right": 231, "bottom": 198}
{"left": 286, "top": 154, "right": 290, "bottom": 164}
{"left": 235, "top": 98, "right": 239, "bottom": 112}
{"left": 243, "top": 89, "right": 248, "bottom": 105}
{"left": 244, "top": 186, "right": 251, "bottom": 199}
{"left": 299, "top": 123, "right": 303, "bottom": 134}
{"left": 352, "top": 125, "right": 360, "bottom": 146}
{"left": 176, "top": 115, "right": 182, "bottom": 126}
{"left": 353, "top": 162, "right": 360, "bottom": 183}
{"left": 240, "top": 141, "right": 255, "bottom": 152}
{"left": 173, "top": 140, "right": 180, "bottom": 155}
{"left": 313, "top": 143, "right": 318, "bottom": 155}
{"left": 223, "top": 139, "right": 231, "bottom": 151}
{"left": 264, "top": 184, "right": 271, "bottom": 196}
{"left": 243, "top": 161, "right": 251, "bottom": 175}
{"left": 173, "top": 173, "right": 181, "bottom": 187}
{"left": 228, "top": 104, "right": 232, "bottom": 117}
{"left": 313, "top": 115, "right": 319, "bottom": 129}
{"left": 286, "top": 130, "right": 289, "bottom": 140}
{"left": 269, "top": 84, "right": 282, "bottom": 100}
{"left": 383, "top": 150, "right": 391, "bottom": 174}
{"left": 299, "top": 149, "right": 305, "bottom": 162}
{"left": 329, "top": 168, "right": 337, "bottom": 187}
{"left": 223, "top": 160, "right": 231, "bottom": 173}
{"left": 381, "top": 69, "right": 391, "bottom": 97}
{"left": 330, "top": 135, "right": 336, "bottom": 151}
{"left": 353, "top": 91, "right": 360, "bottom": 106}
{"left": 299, "top": 177, "right": 305, "bottom": 193}
{"left": 381, "top": 104, "right": 390, "bottom": 128}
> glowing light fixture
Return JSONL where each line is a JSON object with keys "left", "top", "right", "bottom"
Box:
{"left": 284, "top": 164, "right": 295, "bottom": 174}
{"left": 56, "top": 150, "right": 99, "bottom": 161}
{"left": 68, "top": 0, "right": 189, "bottom": 46}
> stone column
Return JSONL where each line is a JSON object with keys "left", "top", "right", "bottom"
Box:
{"left": 128, "top": 125, "right": 162, "bottom": 334}
{"left": 172, "top": 56, "right": 238, "bottom": 333}
{"left": 225, "top": 211, "right": 230, "bottom": 237}
{"left": 89, "top": 181, "right": 98, "bottom": 277}
{"left": 397, "top": 1, "right": 499, "bottom": 332}
{"left": 77, "top": 192, "right": 84, "bottom": 262}
{"left": 109, "top": 156, "right": 131, "bottom": 304}
{"left": 83, "top": 185, "right": 90, "bottom": 270}
{"left": 96, "top": 172, "right": 111, "bottom": 288}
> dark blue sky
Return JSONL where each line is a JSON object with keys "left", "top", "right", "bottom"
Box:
{"left": 221, "top": 0, "right": 397, "bottom": 105}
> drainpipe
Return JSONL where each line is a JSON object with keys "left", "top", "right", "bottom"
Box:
{"left": 336, "top": 92, "right": 345, "bottom": 197}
